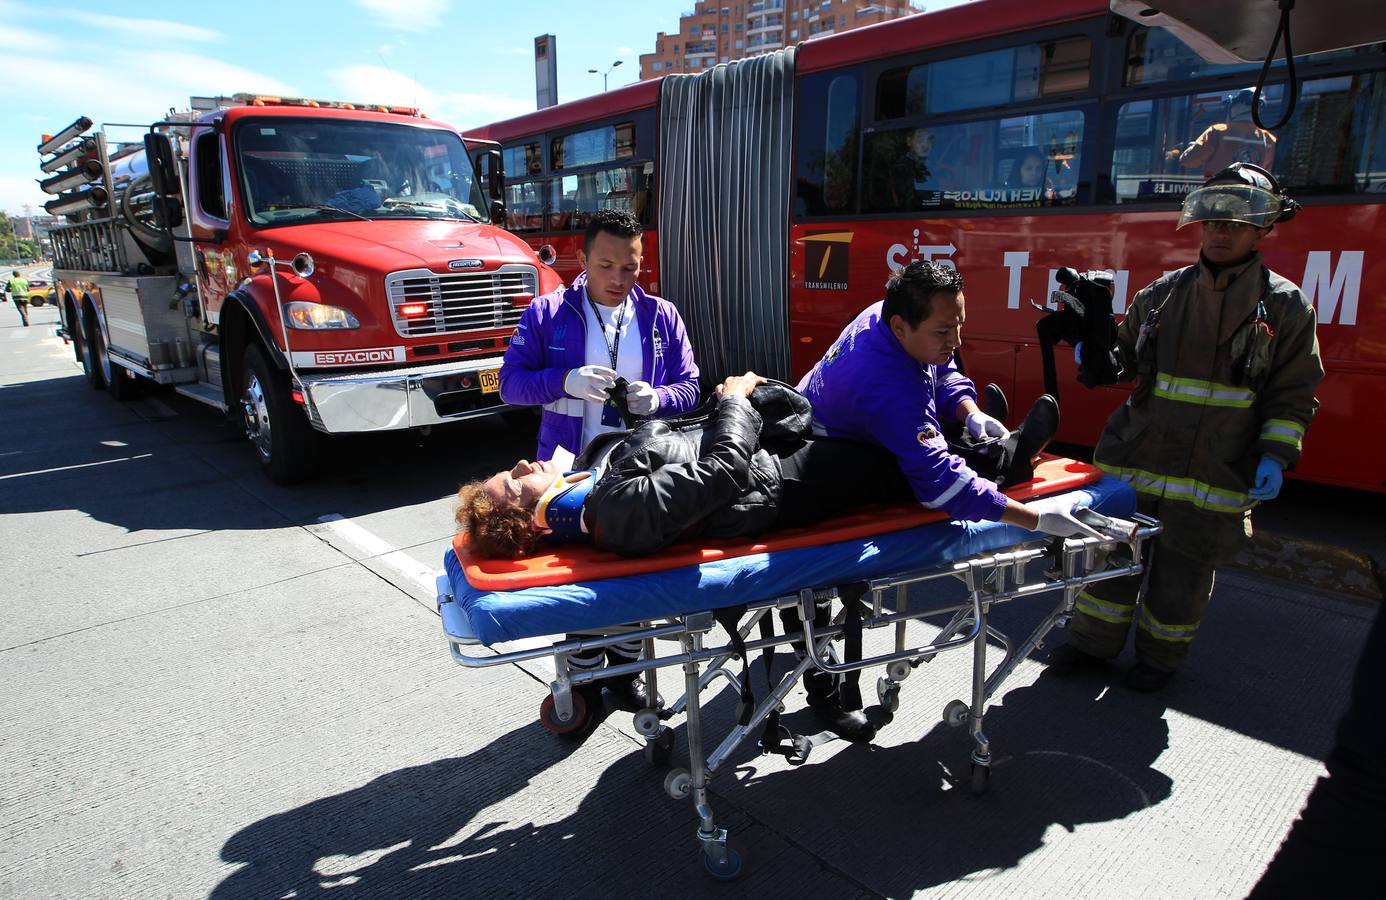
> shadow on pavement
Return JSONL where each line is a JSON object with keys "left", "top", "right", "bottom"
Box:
{"left": 210, "top": 667, "right": 1172, "bottom": 897}
{"left": 0, "top": 374, "right": 538, "bottom": 533}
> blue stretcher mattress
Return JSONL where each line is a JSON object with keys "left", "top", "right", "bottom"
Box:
{"left": 441, "top": 477, "right": 1135, "bottom": 647}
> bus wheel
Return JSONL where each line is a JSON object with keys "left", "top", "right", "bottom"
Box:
{"left": 241, "top": 344, "right": 317, "bottom": 484}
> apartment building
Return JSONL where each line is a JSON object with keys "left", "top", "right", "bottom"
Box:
{"left": 639, "top": 1, "right": 919, "bottom": 79}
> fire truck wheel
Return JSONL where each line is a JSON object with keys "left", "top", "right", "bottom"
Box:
{"left": 78, "top": 308, "right": 104, "bottom": 390}
{"left": 242, "top": 344, "right": 317, "bottom": 484}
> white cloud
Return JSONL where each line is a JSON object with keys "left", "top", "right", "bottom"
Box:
{"left": 329, "top": 65, "right": 531, "bottom": 130}
{"left": 0, "top": 174, "right": 50, "bottom": 218}
{"left": 61, "top": 10, "right": 222, "bottom": 43}
{"left": 2, "top": 47, "right": 298, "bottom": 128}
{"left": 355, "top": 0, "right": 449, "bottom": 32}
{"left": 0, "top": 22, "right": 60, "bottom": 53}
{"left": 617, "top": 47, "right": 636, "bottom": 55}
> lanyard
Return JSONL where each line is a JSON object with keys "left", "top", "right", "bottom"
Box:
{"left": 586, "top": 293, "right": 628, "bottom": 370}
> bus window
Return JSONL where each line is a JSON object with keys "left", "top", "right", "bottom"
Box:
{"left": 795, "top": 69, "right": 860, "bottom": 216}
{"left": 1111, "top": 73, "right": 1386, "bottom": 203}
{"left": 543, "top": 165, "right": 651, "bottom": 232}
{"left": 875, "top": 37, "right": 1090, "bottom": 121}
{"left": 1124, "top": 27, "right": 1380, "bottom": 86}
{"left": 551, "top": 122, "right": 636, "bottom": 170}
{"left": 506, "top": 179, "right": 550, "bottom": 232}
{"left": 503, "top": 141, "right": 542, "bottom": 177}
{"left": 862, "top": 110, "right": 1084, "bottom": 212}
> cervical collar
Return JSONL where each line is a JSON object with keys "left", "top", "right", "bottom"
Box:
{"left": 533, "top": 469, "right": 597, "bottom": 542}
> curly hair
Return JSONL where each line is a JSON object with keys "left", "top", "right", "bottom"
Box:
{"left": 455, "top": 479, "right": 540, "bottom": 560}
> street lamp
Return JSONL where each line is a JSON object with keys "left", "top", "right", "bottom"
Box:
{"left": 588, "top": 59, "right": 623, "bottom": 92}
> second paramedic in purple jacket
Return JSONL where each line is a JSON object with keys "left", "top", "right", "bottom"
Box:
{"left": 500, "top": 208, "right": 701, "bottom": 460}
{"left": 797, "top": 259, "right": 1102, "bottom": 538}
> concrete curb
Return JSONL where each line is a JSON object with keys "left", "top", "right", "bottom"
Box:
{"left": 1231, "top": 532, "right": 1384, "bottom": 603}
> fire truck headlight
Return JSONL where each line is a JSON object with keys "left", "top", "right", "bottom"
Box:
{"left": 284, "top": 301, "right": 360, "bottom": 330}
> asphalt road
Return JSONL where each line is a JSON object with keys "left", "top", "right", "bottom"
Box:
{"left": 0, "top": 306, "right": 1376, "bottom": 898}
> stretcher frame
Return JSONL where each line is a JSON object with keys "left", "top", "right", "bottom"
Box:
{"left": 436, "top": 514, "right": 1162, "bottom": 880}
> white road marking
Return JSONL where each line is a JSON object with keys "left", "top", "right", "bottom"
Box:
{"left": 0, "top": 453, "right": 154, "bottom": 480}
{"left": 315, "top": 513, "right": 438, "bottom": 594}
{"left": 317, "top": 513, "right": 557, "bottom": 681}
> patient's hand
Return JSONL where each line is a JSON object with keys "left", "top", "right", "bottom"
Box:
{"left": 715, "top": 372, "right": 767, "bottom": 400}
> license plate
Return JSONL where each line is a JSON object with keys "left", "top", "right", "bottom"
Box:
{"left": 478, "top": 368, "right": 501, "bottom": 394}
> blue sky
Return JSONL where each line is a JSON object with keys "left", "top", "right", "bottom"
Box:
{"left": 0, "top": 0, "right": 678, "bottom": 215}
{"left": 0, "top": 0, "right": 959, "bottom": 216}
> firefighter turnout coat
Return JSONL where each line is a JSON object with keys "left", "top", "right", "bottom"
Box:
{"left": 1094, "top": 253, "right": 1323, "bottom": 562}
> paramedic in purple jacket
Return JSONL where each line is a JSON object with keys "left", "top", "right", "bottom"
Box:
{"left": 797, "top": 259, "right": 1102, "bottom": 539}
{"left": 500, "top": 207, "right": 701, "bottom": 461}
{"left": 498, "top": 207, "right": 701, "bottom": 716}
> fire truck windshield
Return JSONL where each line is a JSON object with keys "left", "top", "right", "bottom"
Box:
{"left": 235, "top": 118, "right": 488, "bottom": 226}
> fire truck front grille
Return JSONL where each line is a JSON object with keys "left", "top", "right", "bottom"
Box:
{"left": 385, "top": 265, "right": 538, "bottom": 338}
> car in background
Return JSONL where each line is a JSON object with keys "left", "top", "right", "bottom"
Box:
{"left": 24, "top": 276, "right": 56, "bottom": 306}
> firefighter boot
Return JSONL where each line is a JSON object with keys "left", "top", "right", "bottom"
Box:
{"left": 603, "top": 674, "right": 662, "bottom": 711}
{"left": 804, "top": 669, "right": 876, "bottom": 743}
{"left": 1124, "top": 662, "right": 1176, "bottom": 693}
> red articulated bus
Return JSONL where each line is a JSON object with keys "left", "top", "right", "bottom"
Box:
{"left": 468, "top": 0, "right": 1386, "bottom": 493}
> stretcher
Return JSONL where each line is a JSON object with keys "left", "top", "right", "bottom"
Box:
{"left": 436, "top": 456, "right": 1161, "bottom": 880}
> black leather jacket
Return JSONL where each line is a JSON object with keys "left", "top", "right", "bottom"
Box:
{"left": 575, "top": 382, "right": 812, "bottom": 556}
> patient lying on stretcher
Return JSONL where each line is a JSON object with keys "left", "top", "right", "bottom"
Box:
{"left": 456, "top": 373, "right": 1093, "bottom": 561}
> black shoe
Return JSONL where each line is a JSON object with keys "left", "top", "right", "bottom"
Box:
{"left": 602, "top": 675, "right": 660, "bottom": 711}
{"left": 983, "top": 383, "right": 1009, "bottom": 423}
{"left": 1043, "top": 643, "right": 1110, "bottom": 675}
{"left": 1124, "top": 662, "right": 1175, "bottom": 693}
{"left": 806, "top": 694, "right": 876, "bottom": 743}
{"left": 1004, "top": 393, "right": 1060, "bottom": 485}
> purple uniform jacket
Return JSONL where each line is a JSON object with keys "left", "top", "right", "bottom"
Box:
{"left": 500, "top": 272, "right": 701, "bottom": 460}
{"left": 796, "top": 301, "right": 1009, "bottom": 522}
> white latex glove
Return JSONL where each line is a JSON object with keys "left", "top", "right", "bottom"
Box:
{"left": 1025, "top": 494, "right": 1105, "bottom": 540}
{"left": 965, "top": 410, "right": 1010, "bottom": 441}
{"left": 626, "top": 380, "right": 661, "bottom": 416}
{"left": 563, "top": 364, "right": 617, "bottom": 402}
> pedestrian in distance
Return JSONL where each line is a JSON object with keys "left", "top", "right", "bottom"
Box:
{"left": 5, "top": 270, "right": 31, "bottom": 327}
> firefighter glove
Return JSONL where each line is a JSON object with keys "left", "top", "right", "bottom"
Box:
{"left": 1074, "top": 342, "right": 1083, "bottom": 365}
{"left": 625, "top": 380, "right": 661, "bottom": 416}
{"left": 965, "top": 410, "right": 1010, "bottom": 441}
{"left": 1250, "top": 455, "right": 1285, "bottom": 501}
{"left": 564, "top": 365, "right": 618, "bottom": 402}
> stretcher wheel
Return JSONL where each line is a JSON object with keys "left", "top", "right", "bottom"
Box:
{"left": 970, "top": 763, "right": 990, "bottom": 796}
{"left": 877, "top": 678, "right": 900, "bottom": 713}
{"left": 943, "top": 699, "right": 969, "bottom": 727}
{"left": 887, "top": 660, "right": 912, "bottom": 682}
{"left": 633, "top": 708, "right": 663, "bottom": 738}
{"left": 663, "top": 768, "right": 692, "bottom": 799}
{"left": 644, "top": 727, "right": 675, "bottom": 766}
{"left": 702, "top": 845, "right": 744, "bottom": 881}
{"left": 540, "top": 691, "right": 590, "bottom": 735}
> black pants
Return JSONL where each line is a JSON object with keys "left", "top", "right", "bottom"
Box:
{"left": 775, "top": 438, "right": 911, "bottom": 529}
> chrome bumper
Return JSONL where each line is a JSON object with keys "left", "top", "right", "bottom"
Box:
{"left": 296, "top": 356, "right": 511, "bottom": 433}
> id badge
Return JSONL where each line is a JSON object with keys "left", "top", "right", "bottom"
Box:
{"left": 601, "top": 399, "right": 624, "bottom": 427}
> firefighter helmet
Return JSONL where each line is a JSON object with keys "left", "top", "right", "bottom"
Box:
{"left": 1177, "top": 162, "right": 1299, "bottom": 229}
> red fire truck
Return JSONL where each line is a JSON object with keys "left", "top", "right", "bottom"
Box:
{"left": 468, "top": 0, "right": 1386, "bottom": 493}
{"left": 37, "top": 94, "right": 559, "bottom": 483}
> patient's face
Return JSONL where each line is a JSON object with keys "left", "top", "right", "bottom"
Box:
{"left": 483, "top": 459, "right": 560, "bottom": 510}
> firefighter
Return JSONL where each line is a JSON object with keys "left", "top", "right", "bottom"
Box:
{"left": 1169, "top": 88, "right": 1277, "bottom": 179}
{"left": 1049, "top": 163, "right": 1324, "bottom": 692}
